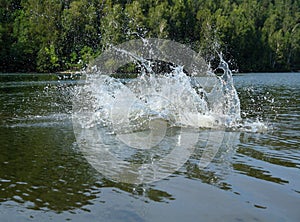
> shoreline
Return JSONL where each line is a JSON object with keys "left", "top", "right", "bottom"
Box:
{"left": 0, "top": 70, "right": 299, "bottom": 75}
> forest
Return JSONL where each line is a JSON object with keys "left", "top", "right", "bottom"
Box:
{"left": 0, "top": 0, "right": 299, "bottom": 73}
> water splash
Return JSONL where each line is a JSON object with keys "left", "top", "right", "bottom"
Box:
{"left": 74, "top": 52, "right": 245, "bottom": 132}
{"left": 72, "top": 38, "right": 269, "bottom": 184}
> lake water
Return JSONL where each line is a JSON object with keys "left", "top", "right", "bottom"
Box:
{"left": 0, "top": 72, "right": 299, "bottom": 221}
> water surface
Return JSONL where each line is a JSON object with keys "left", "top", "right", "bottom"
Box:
{"left": 0, "top": 72, "right": 299, "bottom": 221}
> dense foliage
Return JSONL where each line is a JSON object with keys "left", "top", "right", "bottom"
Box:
{"left": 0, "top": 0, "right": 299, "bottom": 72}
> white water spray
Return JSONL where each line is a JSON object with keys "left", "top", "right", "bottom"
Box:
{"left": 72, "top": 38, "right": 267, "bottom": 184}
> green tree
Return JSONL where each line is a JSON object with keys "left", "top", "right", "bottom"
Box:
{"left": 169, "top": 0, "right": 198, "bottom": 43}
{"left": 12, "top": 0, "right": 62, "bottom": 72}
{"left": 61, "top": 0, "right": 99, "bottom": 70}
{"left": 124, "top": 1, "right": 146, "bottom": 38}
{"left": 100, "top": 2, "right": 127, "bottom": 48}
{"left": 147, "top": 1, "right": 170, "bottom": 38}
{"left": 0, "top": 0, "right": 22, "bottom": 71}
{"left": 263, "top": 0, "right": 300, "bottom": 70}
{"left": 1, "top": 0, "right": 299, "bottom": 72}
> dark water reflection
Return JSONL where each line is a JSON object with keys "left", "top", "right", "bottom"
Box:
{"left": 0, "top": 73, "right": 299, "bottom": 221}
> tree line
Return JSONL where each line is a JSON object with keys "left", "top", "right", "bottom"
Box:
{"left": 0, "top": 0, "right": 299, "bottom": 73}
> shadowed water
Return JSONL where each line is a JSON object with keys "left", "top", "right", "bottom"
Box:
{"left": 0, "top": 72, "right": 299, "bottom": 221}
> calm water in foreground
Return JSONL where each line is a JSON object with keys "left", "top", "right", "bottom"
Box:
{"left": 0, "top": 73, "right": 299, "bottom": 221}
